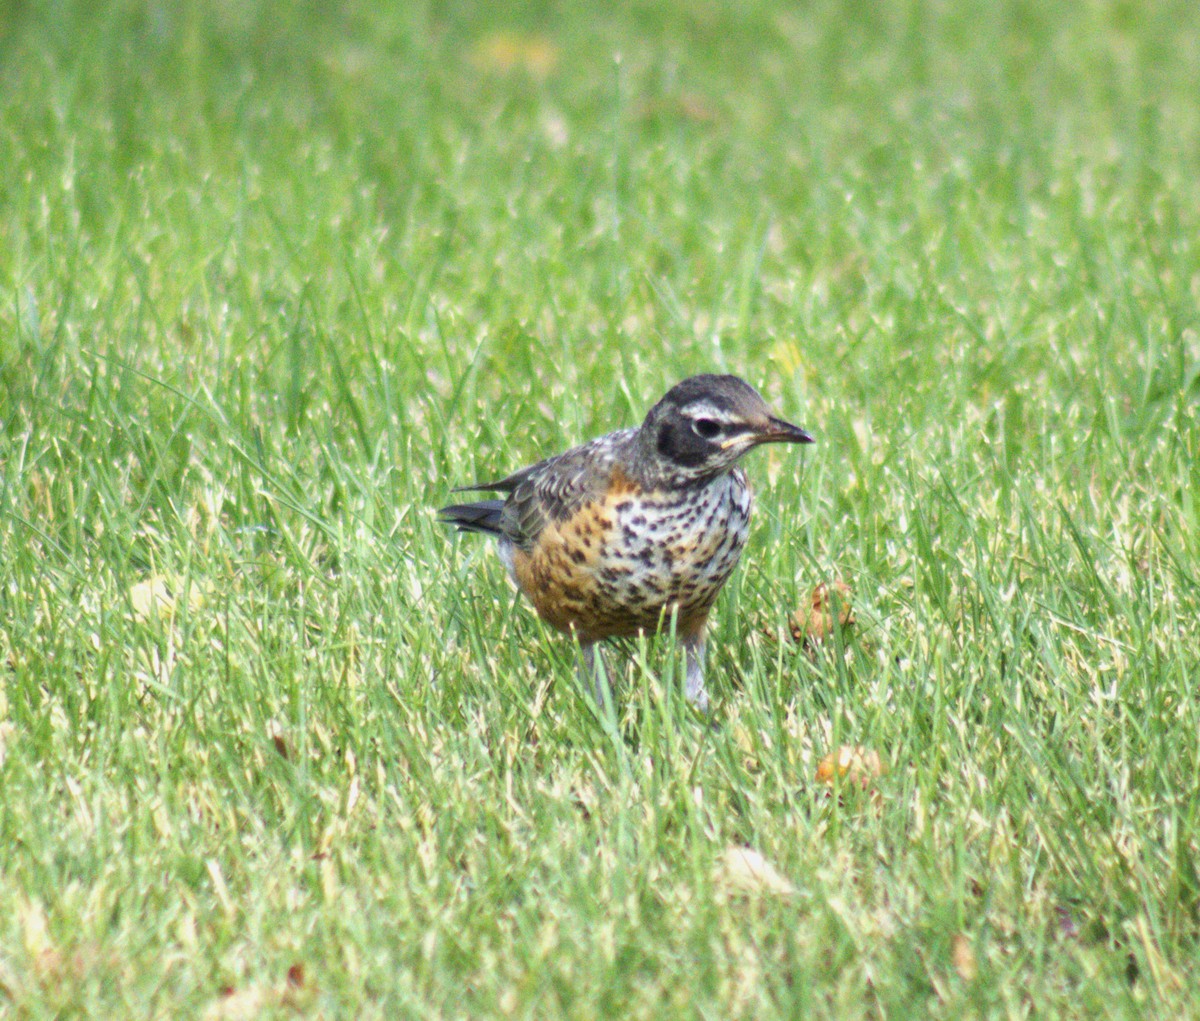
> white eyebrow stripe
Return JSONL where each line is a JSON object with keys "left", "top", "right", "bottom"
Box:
{"left": 680, "top": 401, "right": 740, "bottom": 423}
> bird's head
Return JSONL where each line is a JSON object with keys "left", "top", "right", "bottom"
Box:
{"left": 637, "top": 374, "right": 813, "bottom": 484}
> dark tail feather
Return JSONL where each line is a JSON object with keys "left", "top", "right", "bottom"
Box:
{"left": 438, "top": 499, "right": 506, "bottom": 537}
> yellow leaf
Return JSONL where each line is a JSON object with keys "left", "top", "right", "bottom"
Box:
{"left": 128, "top": 576, "right": 175, "bottom": 620}
{"left": 469, "top": 32, "right": 559, "bottom": 77}
{"left": 129, "top": 574, "right": 207, "bottom": 621}
{"left": 714, "top": 847, "right": 796, "bottom": 897}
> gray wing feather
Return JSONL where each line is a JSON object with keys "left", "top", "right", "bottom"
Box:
{"left": 493, "top": 429, "right": 635, "bottom": 551}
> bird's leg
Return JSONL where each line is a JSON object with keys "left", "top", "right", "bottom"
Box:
{"left": 578, "top": 640, "right": 611, "bottom": 707}
{"left": 680, "top": 628, "right": 710, "bottom": 713}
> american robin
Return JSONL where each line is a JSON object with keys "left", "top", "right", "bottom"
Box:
{"left": 440, "top": 374, "right": 814, "bottom": 710}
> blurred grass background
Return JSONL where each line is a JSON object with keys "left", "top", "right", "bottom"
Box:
{"left": 2, "top": 1, "right": 1200, "bottom": 1017}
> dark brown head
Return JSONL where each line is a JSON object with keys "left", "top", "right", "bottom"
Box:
{"left": 636, "top": 374, "right": 813, "bottom": 483}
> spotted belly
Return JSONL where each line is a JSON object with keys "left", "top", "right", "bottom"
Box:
{"left": 505, "top": 470, "right": 753, "bottom": 643}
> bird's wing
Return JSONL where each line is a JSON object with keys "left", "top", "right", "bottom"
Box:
{"left": 451, "top": 463, "right": 541, "bottom": 495}
{"left": 497, "top": 429, "right": 636, "bottom": 551}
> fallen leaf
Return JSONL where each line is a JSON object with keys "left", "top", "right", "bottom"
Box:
{"left": 951, "top": 932, "right": 977, "bottom": 981}
{"left": 282, "top": 961, "right": 314, "bottom": 1008}
{"left": 129, "top": 576, "right": 175, "bottom": 620}
{"left": 730, "top": 721, "right": 760, "bottom": 771}
{"left": 469, "top": 32, "right": 559, "bottom": 77}
{"left": 1055, "top": 904, "right": 1079, "bottom": 940}
{"left": 0, "top": 720, "right": 15, "bottom": 768}
{"left": 19, "top": 898, "right": 52, "bottom": 960}
{"left": 791, "top": 579, "right": 854, "bottom": 645}
{"left": 267, "top": 720, "right": 290, "bottom": 760}
{"left": 637, "top": 93, "right": 718, "bottom": 123}
{"left": 815, "top": 745, "right": 886, "bottom": 789}
{"left": 714, "top": 846, "right": 796, "bottom": 897}
{"left": 129, "top": 574, "right": 207, "bottom": 621}
{"left": 204, "top": 962, "right": 314, "bottom": 1021}
{"left": 202, "top": 985, "right": 268, "bottom": 1021}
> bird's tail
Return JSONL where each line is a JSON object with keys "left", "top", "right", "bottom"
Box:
{"left": 438, "top": 499, "right": 506, "bottom": 537}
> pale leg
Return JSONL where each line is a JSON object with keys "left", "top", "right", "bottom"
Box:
{"left": 579, "top": 641, "right": 610, "bottom": 706}
{"left": 682, "top": 633, "right": 709, "bottom": 713}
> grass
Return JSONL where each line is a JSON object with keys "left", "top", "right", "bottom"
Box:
{"left": 2, "top": 0, "right": 1200, "bottom": 1016}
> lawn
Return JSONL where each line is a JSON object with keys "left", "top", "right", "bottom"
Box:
{"left": 2, "top": 0, "right": 1200, "bottom": 1017}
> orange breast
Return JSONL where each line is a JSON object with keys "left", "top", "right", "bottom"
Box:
{"left": 511, "top": 500, "right": 616, "bottom": 639}
{"left": 509, "top": 469, "right": 751, "bottom": 644}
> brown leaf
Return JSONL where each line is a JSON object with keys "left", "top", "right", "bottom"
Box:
{"left": 1055, "top": 904, "right": 1079, "bottom": 940}
{"left": 951, "top": 933, "right": 977, "bottom": 981}
{"left": 790, "top": 579, "right": 854, "bottom": 645}
{"left": 267, "top": 720, "right": 290, "bottom": 760}
{"left": 282, "top": 961, "right": 314, "bottom": 1008}
{"left": 815, "top": 745, "right": 886, "bottom": 789}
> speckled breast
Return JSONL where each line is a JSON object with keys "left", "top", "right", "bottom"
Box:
{"left": 508, "top": 468, "right": 753, "bottom": 642}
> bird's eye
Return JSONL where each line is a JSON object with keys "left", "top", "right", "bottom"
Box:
{"left": 692, "top": 418, "right": 722, "bottom": 439}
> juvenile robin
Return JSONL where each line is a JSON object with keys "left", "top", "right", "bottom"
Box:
{"left": 439, "top": 374, "right": 814, "bottom": 710}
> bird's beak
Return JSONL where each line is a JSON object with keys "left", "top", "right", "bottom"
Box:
{"left": 743, "top": 415, "right": 815, "bottom": 447}
{"left": 721, "top": 417, "right": 814, "bottom": 449}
